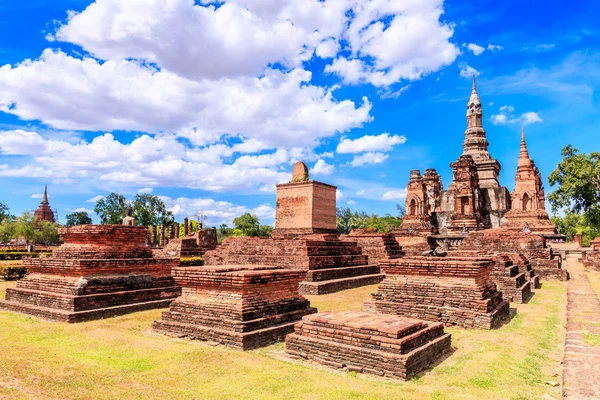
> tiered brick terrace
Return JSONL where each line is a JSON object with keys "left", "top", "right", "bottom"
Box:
{"left": 204, "top": 234, "right": 383, "bottom": 295}
{"left": 285, "top": 311, "right": 452, "bottom": 380}
{"left": 341, "top": 229, "right": 404, "bottom": 262}
{"left": 0, "top": 225, "right": 181, "bottom": 322}
{"left": 153, "top": 265, "right": 316, "bottom": 350}
{"left": 365, "top": 257, "right": 510, "bottom": 329}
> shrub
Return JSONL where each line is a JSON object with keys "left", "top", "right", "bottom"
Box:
{"left": 0, "top": 252, "right": 51, "bottom": 261}
{"left": 0, "top": 265, "right": 28, "bottom": 280}
{"left": 179, "top": 257, "right": 205, "bottom": 267}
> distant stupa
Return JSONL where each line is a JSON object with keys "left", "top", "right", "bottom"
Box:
{"left": 33, "top": 184, "right": 56, "bottom": 223}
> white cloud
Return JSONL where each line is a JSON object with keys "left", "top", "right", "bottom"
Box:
{"left": 350, "top": 152, "right": 388, "bottom": 167}
{"left": 310, "top": 159, "right": 334, "bottom": 176}
{"left": 65, "top": 207, "right": 93, "bottom": 214}
{"left": 346, "top": 200, "right": 357, "bottom": 205}
{"left": 137, "top": 187, "right": 153, "bottom": 194}
{"left": 382, "top": 188, "right": 407, "bottom": 200}
{"left": 459, "top": 63, "right": 480, "bottom": 78}
{"left": 316, "top": 38, "right": 340, "bottom": 59}
{"left": 491, "top": 106, "right": 543, "bottom": 125}
{"left": 336, "top": 190, "right": 344, "bottom": 200}
{"left": 467, "top": 43, "right": 485, "bottom": 56}
{"left": 86, "top": 195, "right": 104, "bottom": 203}
{"left": 337, "top": 133, "right": 406, "bottom": 154}
{"left": 160, "top": 196, "right": 275, "bottom": 226}
{"left": 487, "top": 44, "right": 503, "bottom": 52}
{"left": 31, "top": 193, "right": 48, "bottom": 199}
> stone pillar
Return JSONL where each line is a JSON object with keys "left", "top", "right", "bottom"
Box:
{"left": 175, "top": 224, "right": 180, "bottom": 238}
{"left": 151, "top": 225, "right": 157, "bottom": 246}
{"left": 189, "top": 220, "right": 194, "bottom": 234}
{"left": 169, "top": 225, "right": 175, "bottom": 240}
{"left": 184, "top": 218, "right": 189, "bottom": 236}
{"left": 160, "top": 225, "right": 165, "bottom": 247}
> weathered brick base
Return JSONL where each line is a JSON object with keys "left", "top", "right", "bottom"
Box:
{"left": 204, "top": 235, "right": 384, "bottom": 295}
{"left": 365, "top": 257, "right": 510, "bottom": 329}
{"left": 0, "top": 225, "right": 181, "bottom": 322}
{"left": 153, "top": 265, "right": 316, "bottom": 350}
{"left": 285, "top": 311, "right": 452, "bottom": 380}
{"left": 340, "top": 229, "right": 404, "bottom": 262}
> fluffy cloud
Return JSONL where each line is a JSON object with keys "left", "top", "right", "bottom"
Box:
{"left": 0, "top": 50, "right": 371, "bottom": 149}
{"left": 467, "top": 43, "right": 485, "bottom": 56}
{"left": 459, "top": 63, "right": 480, "bottom": 78}
{"left": 159, "top": 195, "right": 275, "bottom": 226}
{"left": 310, "top": 159, "right": 334, "bottom": 176}
{"left": 381, "top": 188, "right": 407, "bottom": 200}
{"left": 487, "top": 44, "right": 503, "bottom": 52}
{"left": 350, "top": 152, "right": 388, "bottom": 167}
{"left": 337, "top": 133, "right": 406, "bottom": 154}
{"left": 491, "top": 106, "right": 543, "bottom": 125}
{"left": 86, "top": 195, "right": 104, "bottom": 203}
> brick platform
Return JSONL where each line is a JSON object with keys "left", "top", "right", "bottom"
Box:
{"left": 0, "top": 225, "right": 181, "bottom": 322}
{"left": 447, "top": 250, "right": 536, "bottom": 303}
{"left": 153, "top": 265, "right": 316, "bottom": 350}
{"left": 460, "top": 229, "right": 567, "bottom": 280}
{"left": 364, "top": 257, "right": 510, "bottom": 329}
{"left": 341, "top": 229, "right": 404, "bottom": 262}
{"left": 285, "top": 311, "right": 452, "bottom": 380}
{"left": 204, "top": 234, "right": 384, "bottom": 295}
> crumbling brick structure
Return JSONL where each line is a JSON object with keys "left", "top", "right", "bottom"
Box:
{"left": 582, "top": 238, "right": 600, "bottom": 271}
{"left": 365, "top": 257, "right": 510, "bottom": 329}
{"left": 0, "top": 225, "right": 180, "bottom": 322}
{"left": 460, "top": 229, "right": 567, "bottom": 280}
{"left": 286, "top": 311, "right": 451, "bottom": 380}
{"left": 161, "top": 227, "right": 218, "bottom": 258}
{"left": 340, "top": 229, "right": 404, "bottom": 262}
{"left": 204, "top": 162, "right": 383, "bottom": 294}
{"left": 205, "top": 234, "right": 383, "bottom": 295}
{"left": 447, "top": 155, "right": 485, "bottom": 233}
{"left": 153, "top": 265, "right": 316, "bottom": 350}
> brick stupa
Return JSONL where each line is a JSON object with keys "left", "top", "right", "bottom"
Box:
{"left": 286, "top": 311, "right": 451, "bottom": 380}
{"left": 153, "top": 265, "right": 316, "bottom": 350}
{"left": 33, "top": 184, "right": 55, "bottom": 224}
{"left": 0, "top": 225, "right": 181, "bottom": 322}
{"left": 502, "top": 128, "right": 558, "bottom": 235}
{"left": 204, "top": 162, "right": 383, "bottom": 294}
{"left": 365, "top": 257, "right": 510, "bottom": 329}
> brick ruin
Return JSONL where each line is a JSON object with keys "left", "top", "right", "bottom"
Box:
{"left": 581, "top": 238, "right": 600, "bottom": 271}
{"left": 364, "top": 257, "right": 510, "bottom": 329}
{"left": 153, "top": 265, "right": 316, "bottom": 350}
{"left": 33, "top": 184, "right": 56, "bottom": 224}
{"left": 401, "top": 169, "right": 440, "bottom": 233}
{"left": 460, "top": 229, "right": 567, "bottom": 280}
{"left": 160, "top": 226, "right": 218, "bottom": 258}
{"left": 0, "top": 225, "right": 181, "bottom": 322}
{"left": 502, "top": 128, "right": 560, "bottom": 236}
{"left": 286, "top": 311, "right": 451, "bottom": 380}
{"left": 340, "top": 228, "right": 404, "bottom": 262}
{"left": 447, "top": 155, "right": 485, "bottom": 233}
{"left": 204, "top": 162, "right": 384, "bottom": 295}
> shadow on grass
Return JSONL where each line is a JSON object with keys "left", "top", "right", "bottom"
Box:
{"left": 409, "top": 345, "right": 457, "bottom": 381}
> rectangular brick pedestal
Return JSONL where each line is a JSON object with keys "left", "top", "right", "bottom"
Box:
{"left": 285, "top": 311, "right": 452, "bottom": 380}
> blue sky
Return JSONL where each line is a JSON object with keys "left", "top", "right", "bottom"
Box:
{"left": 0, "top": 0, "right": 598, "bottom": 226}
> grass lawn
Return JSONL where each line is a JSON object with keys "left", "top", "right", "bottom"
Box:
{"left": 584, "top": 266, "right": 600, "bottom": 300}
{"left": 0, "top": 280, "right": 566, "bottom": 400}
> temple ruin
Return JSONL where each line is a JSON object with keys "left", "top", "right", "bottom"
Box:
{"left": 33, "top": 184, "right": 56, "bottom": 224}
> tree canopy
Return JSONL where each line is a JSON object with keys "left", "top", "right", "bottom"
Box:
{"left": 132, "top": 193, "right": 174, "bottom": 226}
{"left": 94, "top": 193, "right": 128, "bottom": 225}
{"left": 65, "top": 211, "right": 93, "bottom": 226}
{"left": 0, "top": 201, "right": 12, "bottom": 223}
{"left": 548, "top": 145, "right": 600, "bottom": 226}
{"left": 336, "top": 207, "right": 403, "bottom": 234}
{"left": 233, "top": 213, "right": 260, "bottom": 236}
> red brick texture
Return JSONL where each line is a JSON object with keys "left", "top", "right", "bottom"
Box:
{"left": 365, "top": 257, "right": 510, "bottom": 329}
{"left": 0, "top": 225, "right": 181, "bottom": 322}
{"left": 204, "top": 234, "right": 384, "bottom": 295}
{"left": 285, "top": 311, "right": 452, "bottom": 380}
{"left": 341, "top": 230, "right": 404, "bottom": 262}
{"left": 153, "top": 265, "right": 316, "bottom": 350}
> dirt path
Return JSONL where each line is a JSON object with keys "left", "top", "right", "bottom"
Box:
{"left": 563, "top": 257, "right": 600, "bottom": 399}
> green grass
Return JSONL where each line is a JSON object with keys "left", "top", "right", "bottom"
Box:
{"left": 0, "top": 280, "right": 566, "bottom": 400}
{"left": 583, "top": 331, "right": 600, "bottom": 346}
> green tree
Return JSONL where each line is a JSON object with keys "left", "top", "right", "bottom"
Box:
{"left": 396, "top": 204, "right": 406, "bottom": 218}
{"left": 133, "top": 193, "right": 174, "bottom": 226}
{"left": 258, "top": 224, "right": 273, "bottom": 237}
{"left": 367, "top": 214, "right": 403, "bottom": 232}
{"left": 94, "top": 193, "right": 128, "bottom": 225}
{"left": 232, "top": 213, "right": 260, "bottom": 236}
{"left": 336, "top": 207, "right": 354, "bottom": 234}
{"left": 0, "top": 201, "right": 11, "bottom": 223}
{"left": 548, "top": 145, "right": 600, "bottom": 226}
{"left": 65, "top": 211, "right": 93, "bottom": 226}
{"left": 551, "top": 212, "right": 599, "bottom": 247}
{"left": 36, "top": 220, "right": 60, "bottom": 245}
{"left": 13, "top": 212, "right": 37, "bottom": 242}
{"left": 0, "top": 220, "right": 16, "bottom": 244}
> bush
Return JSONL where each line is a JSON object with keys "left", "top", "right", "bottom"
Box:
{"left": 179, "top": 257, "right": 205, "bottom": 267}
{"left": 0, "top": 252, "right": 51, "bottom": 261}
{"left": 0, "top": 265, "right": 28, "bottom": 280}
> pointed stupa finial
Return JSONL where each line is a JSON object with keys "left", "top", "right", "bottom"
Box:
{"left": 472, "top": 75, "right": 477, "bottom": 93}
{"left": 518, "top": 126, "right": 532, "bottom": 167}
{"left": 42, "top": 184, "right": 49, "bottom": 205}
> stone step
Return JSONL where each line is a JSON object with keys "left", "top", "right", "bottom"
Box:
{"left": 0, "top": 298, "right": 174, "bottom": 323}
{"left": 305, "top": 264, "right": 381, "bottom": 282}
{"left": 299, "top": 273, "right": 384, "bottom": 295}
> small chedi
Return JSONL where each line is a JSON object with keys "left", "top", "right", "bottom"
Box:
{"left": 401, "top": 169, "right": 442, "bottom": 233}
{"left": 205, "top": 162, "right": 383, "bottom": 295}
{"left": 502, "top": 128, "right": 558, "bottom": 235}
{"left": 286, "top": 311, "right": 452, "bottom": 380}
{"left": 365, "top": 256, "right": 510, "bottom": 329}
{"left": 153, "top": 265, "right": 316, "bottom": 350}
{"left": 33, "top": 184, "right": 56, "bottom": 224}
{"left": 0, "top": 225, "right": 181, "bottom": 322}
